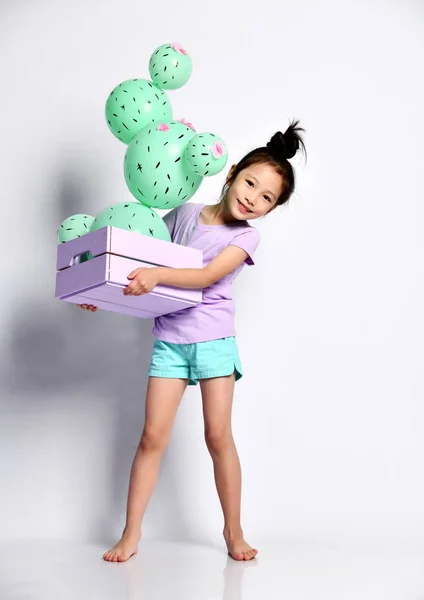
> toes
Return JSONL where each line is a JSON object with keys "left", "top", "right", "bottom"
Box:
{"left": 103, "top": 549, "right": 133, "bottom": 562}
{"left": 230, "top": 548, "right": 257, "bottom": 561}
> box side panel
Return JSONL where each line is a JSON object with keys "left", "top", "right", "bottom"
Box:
{"left": 55, "top": 254, "right": 109, "bottom": 298}
{"left": 56, "top": 227, "right": 110, "bottom": 270}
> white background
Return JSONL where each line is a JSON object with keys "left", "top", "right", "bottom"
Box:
{"left": 0, "top": 0, "right": 423, "bottom": 552}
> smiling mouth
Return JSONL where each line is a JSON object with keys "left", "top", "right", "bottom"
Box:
{"left": 237, "top": 199, "right": 253, "bottom": 213}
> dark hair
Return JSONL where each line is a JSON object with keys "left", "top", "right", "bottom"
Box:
{"left": 222, "top": 119, "right": 307, "bottom": 207}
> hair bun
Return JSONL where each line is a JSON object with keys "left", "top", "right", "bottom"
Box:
{"left": 266, "top": 131, "right": 288, "bottom": 161}
{"left": 267, "top": 122, "right": 303, "bottom": 161}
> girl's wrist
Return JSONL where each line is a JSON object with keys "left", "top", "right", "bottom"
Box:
{"left": 155, "top": 267, "right": 167, "bottom": 285}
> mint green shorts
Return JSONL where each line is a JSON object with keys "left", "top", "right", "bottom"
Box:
{"left": 148, "top": 336, "right": 243, "bottom": 386}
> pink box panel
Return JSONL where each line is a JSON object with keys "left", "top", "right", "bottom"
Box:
{"left": 55, "top": 226, "right": 203, "bottom": 319}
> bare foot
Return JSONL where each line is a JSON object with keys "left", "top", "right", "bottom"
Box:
{"left": 225, "top": 536, "right": 258, "bottom": 561}
{"left": 103, "top": 531, "right": 141, "bottom": 562}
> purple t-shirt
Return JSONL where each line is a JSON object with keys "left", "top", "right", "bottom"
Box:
{"left": 152, "top": 202, "right": 260, "bottom": 344}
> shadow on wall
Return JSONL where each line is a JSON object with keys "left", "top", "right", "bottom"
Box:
{"left": 1, "top": 166, "right": 193, "bottom": 544}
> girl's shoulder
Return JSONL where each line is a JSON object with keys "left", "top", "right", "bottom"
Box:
{"left": 172, "top": 201, "right": 201, "bottom": 219}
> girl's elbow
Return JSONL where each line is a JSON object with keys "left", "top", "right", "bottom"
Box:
{"left": 201, "top": 270, "right": 217, "bottom": 288}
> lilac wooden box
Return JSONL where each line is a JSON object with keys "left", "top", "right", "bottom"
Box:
{"left": 55, "top": 226, "right": 203, "bottom": 318}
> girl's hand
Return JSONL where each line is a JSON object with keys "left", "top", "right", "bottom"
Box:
{"left": 124, "top": 267, "right": 160, "bottom": 296}
{"left": 77, "top": 304, "right": 97, "bottom": 312}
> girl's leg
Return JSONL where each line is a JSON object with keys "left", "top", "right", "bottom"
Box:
{"left": 103, "top": 376, "right": 188, "bottom": 562}
{"left": 200, "top": 374, "right": 258, "bottom": 561}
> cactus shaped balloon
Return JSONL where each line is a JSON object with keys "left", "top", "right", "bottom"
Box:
{"left": 105, "top": 41, "right": 229, "bottom": 210}
{"left": 58, "top": 42, "right": 229, "bottom": 247}
{"left": 149, "top": 42, "right": 193, "bottom": 90}
{"left": 105, "top": 42, "right": 192, "bottom": 145}
{"left": 124, "top": 119, "right": 228, "bottom": 209}
{"left": 105, "top": 79, "right": 172, "bottom": 145}
{"left": 90, "top": 202, "right": 171, "bottom": 242}
{"left": 57, "top": 214, "right": 95, "bottom": 243}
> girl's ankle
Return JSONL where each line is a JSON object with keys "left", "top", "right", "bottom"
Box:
{"left": 223, "top": 526, "right": 243, "bottom": 540}
{"left": 122, "top": 527, "right": 142, "bottom": 539}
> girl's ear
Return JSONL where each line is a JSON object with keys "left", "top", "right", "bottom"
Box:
{"left": 226, "top": 164, "right": 237, "bottom": 185}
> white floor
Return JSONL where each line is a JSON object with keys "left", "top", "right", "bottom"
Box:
{"left": 1, "top": 538, "right": 424, "bottom": 600}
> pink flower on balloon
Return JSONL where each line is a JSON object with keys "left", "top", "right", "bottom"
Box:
{"left": 157, "top": 124, "right": 170, "bottom": 132}
{"left": 211, "top": 140, "right": 227, "bottom": 159}
{"left": 171, "top": 42, "right": 187, "bottom": 56}
{"left": 177, "top": 118, "right": 196, "bottom": 131}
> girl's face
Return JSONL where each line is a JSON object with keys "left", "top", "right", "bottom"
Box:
{"left": 224, "top": 163, "right": 283, "bottom": 221}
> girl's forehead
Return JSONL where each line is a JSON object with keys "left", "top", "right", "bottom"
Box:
{"left": 243, "top": 162, "right": 276, "bottom": 175}
{"left": 243, "top": 164, "right": 282, "bottom": 183}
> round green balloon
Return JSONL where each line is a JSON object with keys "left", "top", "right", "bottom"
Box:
{"left": 58, "top": 214, "right": 95, "bottom": 243}
{"left": 149, "top": 42, "right": 192, "bottom": 91}
{"left": 105, "top": 78, "right": 172, "bottom": 144}
{"left": 124, "top": 120, "right": 202, "bottom": 209}
{"left": 184, "top": 133, "right": 228, "bottom": 177}
{"left": 90, "top": 202, "right": 171, "bottom": 242}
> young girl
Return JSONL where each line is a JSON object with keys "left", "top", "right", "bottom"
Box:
{"left": 79, "top": 120, "right": 306, "bottom": 562}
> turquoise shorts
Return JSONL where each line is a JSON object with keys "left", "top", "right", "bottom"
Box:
{"left": 148, "top": 336, "right": 243, "bottom": 386}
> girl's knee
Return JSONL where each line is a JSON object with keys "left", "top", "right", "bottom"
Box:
{"left": 204, "top": 428, "right": 233, "bottom": 454}
{"left": 139, "top": 425, "right": 170, "bottom": 453}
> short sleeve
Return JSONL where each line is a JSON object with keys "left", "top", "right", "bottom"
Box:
{"left": 162, "top": 206, "right": 180, "bottom": 241}
{"left": 229, "top": 227, "right": 260, "bottom": 266}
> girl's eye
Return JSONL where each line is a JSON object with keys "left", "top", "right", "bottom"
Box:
{"left": 246, "top": 180, "right": 272, "bottom": 201}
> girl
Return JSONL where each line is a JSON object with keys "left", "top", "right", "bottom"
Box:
{"left": 79, "top": 120, "right": 307, "bottom": 562}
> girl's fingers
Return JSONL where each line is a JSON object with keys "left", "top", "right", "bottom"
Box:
{"left": 77, "top": 304, "right": 97, "bottom": 311}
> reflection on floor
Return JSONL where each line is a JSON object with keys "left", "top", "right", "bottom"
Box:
{"left": 0, "top": 538, "right": 424, "bottom": 600}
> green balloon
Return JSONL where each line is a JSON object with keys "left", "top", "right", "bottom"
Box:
{"left": 58, "top": 214, "right": 95, "bottom": 243}
{"left": 149, "top": 42, "right": 192, "bottom": 91}
{"left": 185, "top": 133, "right": 228, "bottom": 177}
{"left": 105, "top": 78, "right": 172, "bottom": 144}
{"left": 90, "top": 202, "right": 171, "bottom": 242}
{"left": 124, "top": 120, "right": 202, "bottom": 209}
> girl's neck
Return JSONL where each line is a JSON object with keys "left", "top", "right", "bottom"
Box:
{"left": 200, "top": 199, "right": 236, "bottom": 226}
